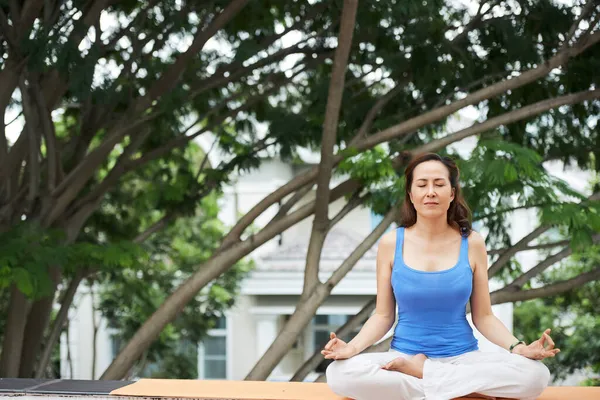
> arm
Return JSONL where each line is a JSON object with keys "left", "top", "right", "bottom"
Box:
{"left": 346, "top": 231, "right": 397, "bottom": 354}
{"left": 469, "top": 231, "right": 522, "bottom": 351}
{"left": 469, "top": 231, "right": 560, "bottom": 359}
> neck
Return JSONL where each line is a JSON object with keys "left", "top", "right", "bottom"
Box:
{"left": 411, "top": 215, "right": 452, "bottom": 240}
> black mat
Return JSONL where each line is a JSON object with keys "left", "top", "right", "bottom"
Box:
{"left": 0, "top": 378, "right": 53, "bottom": 392}
{"left": 0, "top": 378, "right": 134, "bottom": 395}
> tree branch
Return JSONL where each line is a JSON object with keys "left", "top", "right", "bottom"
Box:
{"left": 487, "top": 239, "right": 571, "bottom": 256}
{"left": 0, "top": 8, "right": 19, "bottom": 53}
{"left": 133, "top": 213, "right": 177, "bottom": 244}
{"left": 34, "top": 269, "right": 87, "bottom": 378}
{"left": 327, "top": 206, "right": 398, "bottom": 288}
{"left": 69, "top": 128, "right": 152, "bottom": 216}
{"left": 221, "top": 27, "right": 600, "bottom": 250}
{"left": 412, "top": 89, "right": 600, "bottom": 155}
{"left": 487, "top": 191, "right": 600, "bottom": 277}
{"left": 124, "top": 73, "right": 294, "bottom": 173}
{"left": 348, "top": 81, "right": 407, "bottom": 147}
{"left": 449, "top": 0, "right": 499, "bottom": 43}
{"left": 329, "top": 190, "right": 368, "bottom": 228}
{"left": 303, "top": 0, "right": 358, "bottom": 294}
{"left": 269, "top": 184, "right": 315, "bottom": 223}
{"left": 475, "top": 201, "right": 564, "bottom": 221}
{"left": 342, "top": 267, "right": 600, "bottom": 374}
{"left": 505, "top": 234, "right": 600, "bottom": 291}
{"left": 355, "top": 40, "right": 600, "bottom": 153}
{"left": 0, "top": 60, "right": 26, "bottom": 183}
{"left": 32, "top": 83, "right": 58, "bottom": 191}
{"left": 140, "top": 0, "right": 251, "bottom": 110}
{"left": 490, "top": 267, "right": 600, "bottom": 304}
{"left": 187, "top": 39, "right": 316, "bottom": 100}
{"left": 16, "top": 0, "right": 45, "bottom": 41}
{"left": 19, "top": 80, "right": 41, "bottom": 212}
{"left": 562, "top": 0, "right": 597, "bottom": 48}
{"left": 291, "top": 296, "right": 376, "bottom": 382}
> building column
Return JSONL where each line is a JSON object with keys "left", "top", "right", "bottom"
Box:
{"left": 255, "top": 314, "right": 282, "bottom": 378}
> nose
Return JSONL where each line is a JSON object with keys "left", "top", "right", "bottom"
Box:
{"left": 426, "top": 185, "right": 436, "bottom": 196}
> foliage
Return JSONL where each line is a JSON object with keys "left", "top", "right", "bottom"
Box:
{"left": 94, "top": 168, "right": 253, "bottom": 376}
{"left": 513, "top": 243, "right": 600, "bottom": 385}
{"left": 1, "top": 0, "right": 599, "bottom": 379}
{"left": 0, "top": 222, "right": 145, "bottom": 299}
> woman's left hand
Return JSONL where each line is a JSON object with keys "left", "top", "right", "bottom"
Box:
{"left": 513, "top": 329, "right": 560, "bottom": 360}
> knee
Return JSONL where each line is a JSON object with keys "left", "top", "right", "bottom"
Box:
{"left": 523, "top": 361, "right": 551, "bottom": 396}
{"left": 325, "top": 360, "right": 350, "bottom": 396}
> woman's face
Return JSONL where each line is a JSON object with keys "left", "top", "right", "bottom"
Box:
{"left": 409, "top": 160, "right": 455, "bottom": 217}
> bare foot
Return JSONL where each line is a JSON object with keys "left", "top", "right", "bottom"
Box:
{"left": 381, "top": 353, "right": 427, "bottom": 378}
{"left": 463, "top": 393, "right": 497, "bottom": 400}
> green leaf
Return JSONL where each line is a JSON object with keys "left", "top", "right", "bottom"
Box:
{"left": 13, "top": 268, "right": 34, "bottom": 297}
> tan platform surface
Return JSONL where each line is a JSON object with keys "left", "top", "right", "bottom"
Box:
{"left": 109, "top": 379, "right": 600, "bottom": 400}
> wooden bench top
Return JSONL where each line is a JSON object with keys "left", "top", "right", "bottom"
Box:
{"left": 109, "top": 379, "right": 600, "bottom": 400}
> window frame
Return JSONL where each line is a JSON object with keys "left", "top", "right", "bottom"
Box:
{"left": 198, "top": 316, "right": 230, "bottom": 380}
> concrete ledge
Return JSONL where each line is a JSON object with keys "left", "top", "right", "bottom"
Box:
{"left": 1, "top": 378, "right": 599, "bottom": 400}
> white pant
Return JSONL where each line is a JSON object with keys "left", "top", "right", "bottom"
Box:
{"left": 326, "top": 349, "right": 550, "bottom": 400}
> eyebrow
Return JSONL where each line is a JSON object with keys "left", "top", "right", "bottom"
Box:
{"left": 415, "top": 178, "right": 446, "bottom": 181}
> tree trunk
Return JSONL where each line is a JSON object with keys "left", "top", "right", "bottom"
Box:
{"left": 100, "top": 86, "right": 600, "bottom": 380}
{"left": 99, "top": 162, "right": 364, "bottom": 380}
{"left": 302, "top": 0, "right": 359, "bottom": 294}
{"left": 244, "top": 206, "right": 395, "bottom": 381}
{"left": 35, "top": 271, "right": 85, "bottom": 378}
{"left": 291, "top": 296, "right": 376, "bottom": 382}
{"left": 19, "top": 266, "right": 61, "bottom": 377}
{"left": 91, "top": 284, "right": 99, "bottom": 379}
{"left": 99, "top": 233, "right": 282, "bottom": 379}
{"left": 0, "top": 286, "right": 30, "bottom": 376}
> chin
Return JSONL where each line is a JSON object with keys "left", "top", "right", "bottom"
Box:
{"left": 419, "top": 211, "right": 445, "bottom": 218}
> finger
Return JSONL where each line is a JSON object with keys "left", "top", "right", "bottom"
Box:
{"left": 330, "top": 332, "right": 337, "bottom": 340}
{"left": 544, "top": 333, "right": 555, "bottom": 350}
{"left": 324, "top": 338, "right": 338, "bottom": 351}
{"left": 538, "top": 333, "right": 547, "bottom": 347}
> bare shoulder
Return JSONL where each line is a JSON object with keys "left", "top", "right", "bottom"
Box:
{"left": 467, "top": 230, "right": 488, "bottom": 272}
{"left": 467, "top": 230, "right": 487, "bottom": 253}
{"left": 380, "top": 229, "right": 397, "bottom": 248}
{"left": 377, "top": 229, "right": 397, "bottom": 257}
{"left": 376, "top": 229, "right": 397, "bottom": 273}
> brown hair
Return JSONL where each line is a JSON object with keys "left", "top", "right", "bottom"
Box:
{"left": 400, "top": 153, "right": 472, "bottom": 237}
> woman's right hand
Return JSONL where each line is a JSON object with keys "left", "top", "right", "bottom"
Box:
{"left": 321, "top": 332, "right": 358, "bottom": 360}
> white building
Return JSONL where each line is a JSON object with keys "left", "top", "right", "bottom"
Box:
{"left": 60, "top": 117, "right": 595, "bottom": 383}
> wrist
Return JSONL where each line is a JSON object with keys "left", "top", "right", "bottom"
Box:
{"left": 347, "top": 343, "right": 359, "bottom": 355}
{"left": 509, "top": 340, "right": 526, "bottom": 354}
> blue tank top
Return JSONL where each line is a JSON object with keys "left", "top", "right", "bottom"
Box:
{"left": 390, "top": 227, "right": 479, "bottom": 358}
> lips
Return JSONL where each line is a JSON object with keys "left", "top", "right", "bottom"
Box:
{"left": 424, "top": 202, "right": 438, "bottom": 205}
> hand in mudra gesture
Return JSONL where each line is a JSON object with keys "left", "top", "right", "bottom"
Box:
{"left": 513, "top": 329, "right": 560, "bottom": 360}
{"left": 321, "top": 332, "right": 358, "bottom": 360}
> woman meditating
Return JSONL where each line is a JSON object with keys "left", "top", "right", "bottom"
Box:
{"left": 322, "top": 153, "right": 559, "bottom": 400}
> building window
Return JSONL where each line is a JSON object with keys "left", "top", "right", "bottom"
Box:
{"left": 313, "top": 315, "right": 361, "bottom": 373}
{"left": 199, "top": 317, "right": 227, "bottom": 379}
{"left": 110, "top": 334, "right": 122, "bottom": 360}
